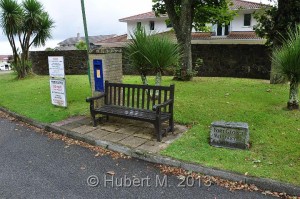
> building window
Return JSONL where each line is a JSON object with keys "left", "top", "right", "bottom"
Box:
{"left": 149, "top": 21, "right": 155, "bottom": 30}
{"left": 244, "top": 14, "right": 251, "bottom": 26}
{"left": 216, "top": 23, "right": 230, "bottom": 36}
{"left": 137, "top": 22, "right": 141, "bottom": 29}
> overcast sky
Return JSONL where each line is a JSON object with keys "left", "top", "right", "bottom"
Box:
{"left": 0, "top": 0, "right": 271, "bottom": 55}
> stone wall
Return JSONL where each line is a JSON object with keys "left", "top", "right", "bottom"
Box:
{"left": 123, "top": 44, "right": 271, "bottom": 79}
{"left": 192, "top": 44, "right": 271, "bottom": 79}
{"left": 29, "top": 50, "right": 88, "bottom": 75}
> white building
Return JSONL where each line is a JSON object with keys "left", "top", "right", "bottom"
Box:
{"left": 0, "top": 55, "right": 11, "bottom": 70}
{"left": 119, "top": 0, "right": 268, "bottom": 44}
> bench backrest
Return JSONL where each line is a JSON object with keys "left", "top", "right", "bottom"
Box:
{"left": 104, "top": 81, "right": 174, "bottom": 113}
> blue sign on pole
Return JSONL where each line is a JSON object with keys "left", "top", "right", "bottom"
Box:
{"left": 93, "top": 59, "right": 104, "bottom": 92}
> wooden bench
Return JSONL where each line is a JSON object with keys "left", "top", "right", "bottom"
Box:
{"left": 86, "top": 81, "right": 175, "bottom": 141}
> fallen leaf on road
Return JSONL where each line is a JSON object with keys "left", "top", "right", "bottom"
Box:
{"left": 95, "top": 153, "right": 101, "bottom": 157}
{"left": 106, "top": 171, "right": 115, "bottom": 175}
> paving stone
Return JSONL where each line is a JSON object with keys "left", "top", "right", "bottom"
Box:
{"left": 102, "top": 133, "right": 130, "bottom": 142}
{"left": 72, "top": 125, "right": 97, "bottom": 135}
{"left": 100, "top": 125, "right": 120, "bottom": 132}
{"left": 86, "top": 129, "right": 112, "bottom": 140}
{"left": 136, "top": 141, "right": 168, "bottom": 153}
{"left": 119, "top": 136, "right": 147, "bottom": 148}
{"left": 173, "top": 125, "right": 188, "bottom": 135}
{"left": 77, "top": 117, "right": 93, "bottom": 125}
{"left": 130, "top": 121, "right": 153, "bottom": 128}
{"left": 116, "top": 126, "right": 141, "bottom": 135}
{"left": 60, "top": 122, "right": 83, "bottom": 131}
{"left": 133, "top": 132, "right": 154, "bottom": 140}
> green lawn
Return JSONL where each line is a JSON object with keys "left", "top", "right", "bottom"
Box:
{"left": 124, "top": 76, "right": 300, "bottom": 186}
{"left": 0, "top": 73, "right": 299, "bottom": 186}
{"left": 0, "top": 72, "right": 91, "bottom": 123}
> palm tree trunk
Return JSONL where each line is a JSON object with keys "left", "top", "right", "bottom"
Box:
{"left": 155, "top": 71, "right": 162, "bottom": 86}
{"left": 141, "top": 74, "right": 148, "bottom": 85}
{"left": 287, "top": 76, "right": 299, "bottom": 110}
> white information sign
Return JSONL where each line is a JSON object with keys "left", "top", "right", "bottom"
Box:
{"left": 50, "top": 79, "right": 67, "bottom": 107}
{"left": 48, "top": 56, "right": 65, "bottom": 78}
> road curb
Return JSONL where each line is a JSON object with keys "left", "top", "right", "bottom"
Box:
{"left": 1, "top": 107, "right": 299, "bottom": 196}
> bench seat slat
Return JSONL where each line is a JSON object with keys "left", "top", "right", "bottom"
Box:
{"left": 95, "top": 105, "right": 171, "bottom": 121}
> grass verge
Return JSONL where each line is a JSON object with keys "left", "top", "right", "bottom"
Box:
{"left": 0, "top": 73, "right": 299, "bottom": 185}
{"left": 123, "top": 76, "right": 300, "bottom": 186}
{"left": 0, "top": 72, "right": 90, "bottom": 123}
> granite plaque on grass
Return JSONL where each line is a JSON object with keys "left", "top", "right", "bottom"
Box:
{"left": 210, "top": 121, "right": 249, "bottom": 150}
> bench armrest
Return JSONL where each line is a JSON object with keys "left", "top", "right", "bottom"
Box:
{"left": 153, "top": 99, "right": 173, "bottom": 111}
{"left": 86, "top": 94, "right": 106, "bottom": 102}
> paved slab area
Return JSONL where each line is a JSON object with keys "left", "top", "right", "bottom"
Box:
{"left": 0, "top": 114, "right": 275, "bottom": 198}
{"left": 52, "top": 116, "right": 187, "bottom": 154}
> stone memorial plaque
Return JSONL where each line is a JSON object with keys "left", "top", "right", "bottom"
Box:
{"left": 210, "top": 121, "right": 249, "bottom": 150}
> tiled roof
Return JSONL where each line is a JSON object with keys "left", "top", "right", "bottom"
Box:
{"left": 230, "top": 0, "right": 266, "bottom": 10}
{"left": 119, "top": 11, "right": 167, "bottom": 22}
{"left": 58, "top": 34, "right": 116, "bottom": 46}
{"left": 227, "top": 31, "right": 261, "bottom": 39}
{"left": 95, "top": 34, "right": 128, "bottom": 47}
{"left": 192, "top": 31, "right": 263, "bottom": 40}
{"left": 96, "top": 34, "right": 127, "bottom": 43}
{"left": 120, "top": 1, "right": 267, "bottom": 22}
{"left": 192, "top": 32, "right": 213, "bottom": 40}
{"left": 0, "top": 55, "right": 10, "bottom": 61}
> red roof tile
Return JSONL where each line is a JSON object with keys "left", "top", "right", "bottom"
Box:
{"left": 230, "top": 0, "right": 266, "bottom": 10}
{"left": 0, "top": 55, "right": 10, "bottom": 61}
{"left": 192, "top": 32, "right": 213, "bottom": 40}
{"left": 96, "top": 34, "right": 128, "bottom": 43}
{"left": 120, "top": 1, "right": 267, "bottom": 22}
{"left": 191, "top": 31, "right": 262, "bottom": 40}
{"left": 227, "top": 31, "right": 261, "bottom": 39}
{"left": 119, "top": 11, "right": 168, "bottom": 22}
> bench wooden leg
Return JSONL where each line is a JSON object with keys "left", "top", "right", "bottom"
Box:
{"left": 169, "top": 117, "right": 174, "bottom": 132}
{"left": 92, "top": 114, "right": 97, "bottom": 127}
{"left": 155, "top": 121, "right": 162, "bottom": 142}
{"left": 106, "top": 115, "right": 109, "bottom": 121}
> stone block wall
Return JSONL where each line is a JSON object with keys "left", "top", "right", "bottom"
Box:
{"left": 192, "top": 44, "right": 271, "bottom": 79}
{"left": 122, "top": 44, "right": 271, "bottom": 79}
{"left": 29, "top": 50, "right": 88, "bottom": 75}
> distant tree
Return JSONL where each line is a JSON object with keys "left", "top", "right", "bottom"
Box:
{"left": 45, "top": 47, "right": 54, "bottom": 51}
{"left": 153, "top": 0, "right": 235, "bottom": 81}
{"left": 254, "top": 0, "right": 300, "bottom": 47}
{"left": 75, "top": 40, "right": 87, "bottom": 50}
{"left": 254, "top": 0, "right": 300, "bottom": 83}
{"left": 0, "top": 0, "right": 54, "bottom": 78}
{"left": 272, "top": 25, "right": 300, "bottom": 110}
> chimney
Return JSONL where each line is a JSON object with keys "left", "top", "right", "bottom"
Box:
{"left": 77, "top": 33, "right": 80, "bottom": 40}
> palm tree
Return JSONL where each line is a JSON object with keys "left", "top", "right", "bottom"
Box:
{"left": 272, "top": 25, "right": 300, "bottom": 110}
{"left": 125, "top": 27, "right": 181, "bottom": 86}
{"left": 0, "top": 0, "right": 23, "bottom": 67}
{"left": 142, "top": 34, "right": 181, "bottom": 86}
{"left": 0, "top": 0, "right": 54, "bottom": 78}
{"left": 125, "top": 27, "right": 152, "bottom": 85}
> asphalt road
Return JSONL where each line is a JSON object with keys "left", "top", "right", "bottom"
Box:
{"left": 0, "top": 116, "right": 275, "bottom": 199}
